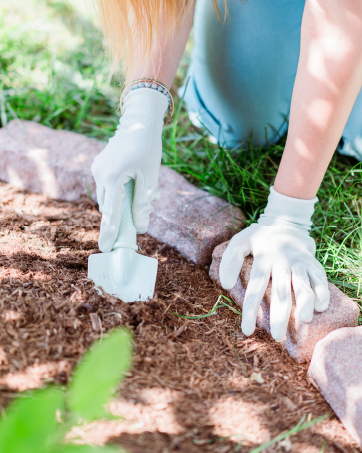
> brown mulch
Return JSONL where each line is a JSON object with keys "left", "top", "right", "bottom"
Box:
{"left": 0, "top": 181, "right": 360, "bottom": 453}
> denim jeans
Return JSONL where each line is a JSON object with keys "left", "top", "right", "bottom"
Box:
{"left": 180, "top": 0, "right": 362, "bottom": 159}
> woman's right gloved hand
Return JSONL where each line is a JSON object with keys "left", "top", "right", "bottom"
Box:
{"left": 219, "top": 187, "right": 330, "bottom": 342}
{"left": 91, "top": 88, "right": 168, "bottom": 252}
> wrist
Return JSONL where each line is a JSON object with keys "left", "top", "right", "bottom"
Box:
{"left": 257, "top": 186, "right": 317, "bottom": 231}
{"left": 122, "top": 78, "right": 173, "bottom": 126}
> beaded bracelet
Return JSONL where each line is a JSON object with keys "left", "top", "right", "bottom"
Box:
{"left": 120, "top": 78, "right": 174, "bottom": 126}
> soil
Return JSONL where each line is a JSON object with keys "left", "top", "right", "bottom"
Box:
{"left": 0, "top": 181, "right": 360, "bottom": 453}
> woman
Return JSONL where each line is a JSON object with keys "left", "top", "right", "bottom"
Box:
{"left": 91, "top": 0, "right": 362, "bottom": 341}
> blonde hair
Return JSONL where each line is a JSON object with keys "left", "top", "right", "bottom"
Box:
{"left": 93, "top": 0, "right": 228, "bottom": 83}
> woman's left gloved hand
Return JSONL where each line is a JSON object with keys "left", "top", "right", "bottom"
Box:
{"left": 219, "top": 186, "right": 330, "bottom": 341}
{"left": 91, "top": 88, "right": 168, "bottom": 253}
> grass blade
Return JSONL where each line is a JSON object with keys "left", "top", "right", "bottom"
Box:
{"left": 249, "top": 415, "right": 328, "bottom": 453}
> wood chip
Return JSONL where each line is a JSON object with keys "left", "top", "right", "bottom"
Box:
{"left": 90, "top": 313, "right": 101, "bottom": 332}
{"left": 174, "top": 321, "right": 191, "bottom": 338}
{"left": 283, "top": 396, "right": 297, "bottom": 411}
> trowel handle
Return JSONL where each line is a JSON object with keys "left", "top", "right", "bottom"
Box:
{"left": 113, "top": 180, "right": 138, "bottom": 251}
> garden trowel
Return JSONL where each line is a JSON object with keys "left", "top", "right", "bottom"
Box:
{"left": 88, "top": 180, "right": 158, "bottom": 302}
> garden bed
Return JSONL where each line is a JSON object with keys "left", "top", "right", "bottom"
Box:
{"left": 0, "top": 181, "right": 359, "bottom": 453}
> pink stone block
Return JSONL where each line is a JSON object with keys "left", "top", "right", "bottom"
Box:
{"left": 209, "top": 241, "right": 360, "bottom": 363}
{"left": 308, "top": 327, "right": 362, "bottom": 447}
{"left": 0, "top": 120, "right": 103, "bottom": 201}
{"left": 148, "top": 166, "right": 245, "bottom": 265}
{"left": 0, "top": 121, "right": 245, "bottom": 264}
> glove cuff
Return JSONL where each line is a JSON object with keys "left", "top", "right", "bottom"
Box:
{"left": 122, "top": 88, "right": 168, "bottom": 124}
{"left": 258, "top": 186, "right": 318, "bottom": 231}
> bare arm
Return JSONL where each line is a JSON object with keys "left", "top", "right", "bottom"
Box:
{"left": 128, "top": 2, "right": 195, "bottom": 89}
{"left": 274, "top": 0, "right": 362, "bottom": 199}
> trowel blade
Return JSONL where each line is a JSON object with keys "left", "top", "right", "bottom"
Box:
{"left": 88, "top": 249, "right": 158, "bottom": 303}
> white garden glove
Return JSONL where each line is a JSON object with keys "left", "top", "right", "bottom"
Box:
{"left": 219, "top": 187, "right": 330, "bottom": 341}
{"left": 91, "top": 88, "right": 168, "bottom": 252}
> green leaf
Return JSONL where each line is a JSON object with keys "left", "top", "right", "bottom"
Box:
{"left": 67, "top": 328, "right": 133, "bottom": 421}
{"left": 52, "top": 444, "right": 125, "bottom": 453}
{"left": 0, "top": 387, "right": 64, "bottom": 453}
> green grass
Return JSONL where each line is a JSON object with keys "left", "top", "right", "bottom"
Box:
{"left": 1, "top": 0, "right": 121, "bottom": 138}
{"left": 2, "top": 0, "right": 362, "bottom": 319}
